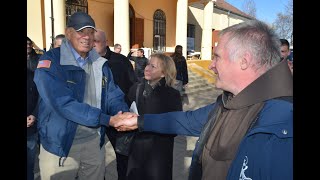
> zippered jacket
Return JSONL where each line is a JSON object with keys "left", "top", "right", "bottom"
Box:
{"left": 34, "top": 42, "right": 128, "bottom": 157}
{"left": 138, "top": 60, "right": 293, "bottom": 180}
{"left": 139, "top": 98, "right": 292, "bottom": 180}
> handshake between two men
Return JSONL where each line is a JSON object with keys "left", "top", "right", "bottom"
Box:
{"left": 109, "top": 111, "right": 139, "bottom": 131}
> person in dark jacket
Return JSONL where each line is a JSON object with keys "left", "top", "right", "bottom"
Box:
{"left": 171, "top": 45, "right": 188, "bottom": 96}
{"left": 94, "top": 29, "right": 137, "bottom": 180}
{"left": 125, "top": 53, "right": 182, "bottom": 180}
{"left": 27, "top": 36, "right": 40, "bottom": 180}
{"left": 114, "top": 20, "right": 293, "bottom": 180}
{"left": 94, "top": 29, "right": 137, "bottom": 105}
{"left": 52, "top": 34, "right": 66, "bottom": 49}
{"left": 27, "top": 37, "right": 41, "bottom": 71}
{"left": 33, "top": 12, "right": 134, "bottom": 180}
{"left": 127, "top": 48, "right": 148, "bottom": 82}
{"left": 280, "top": 38, "right": 293, "bottom": 74}
{"left": 114, "top": 43, "right": 122, "bottom": 54}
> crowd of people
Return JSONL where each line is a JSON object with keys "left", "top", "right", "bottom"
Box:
{"left": 27, "top": 11, "right": 293, "bottom": 180}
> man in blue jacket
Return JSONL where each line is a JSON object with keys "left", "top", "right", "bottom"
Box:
{"left": 115, "top": 20, "right": 293, "bottom": 180}
{"left": 34, "top": 12, "right": 133, "bottom": 180}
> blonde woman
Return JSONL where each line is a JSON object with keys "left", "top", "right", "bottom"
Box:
{"left": 126, "top": 53, "right": 182, "bottom": 180}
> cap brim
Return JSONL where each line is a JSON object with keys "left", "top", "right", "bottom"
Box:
{"left": 75, "top": 26, "right": 96, "bottom": 32}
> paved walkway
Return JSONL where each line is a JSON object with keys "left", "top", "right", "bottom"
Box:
{"left": 34, "top": 70, "right": 222, "bottom": 180}
{"left": 104, "top": 88, "right": 221, "bottom": 180}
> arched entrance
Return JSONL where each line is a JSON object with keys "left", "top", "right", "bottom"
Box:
{"left": 129, "top": 5, "right": 144, "bottom": 49}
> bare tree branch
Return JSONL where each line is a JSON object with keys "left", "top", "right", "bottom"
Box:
{"left": 242, "top": 0, "right": 257, "bottom": 18}
{"left": 272, "top": 0, "right": 293, "bottom": 45}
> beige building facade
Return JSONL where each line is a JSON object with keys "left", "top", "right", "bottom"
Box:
{"left": 27, "top": 0, "right": 251, "bottom": 59}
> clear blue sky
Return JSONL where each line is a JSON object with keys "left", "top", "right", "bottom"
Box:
{"left": 225, "top": 0, "right": 289, "bottom": 24}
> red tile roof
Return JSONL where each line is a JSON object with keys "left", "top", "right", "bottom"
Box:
{"left": 214, "top": 0, "right": 254, "bottom": 19}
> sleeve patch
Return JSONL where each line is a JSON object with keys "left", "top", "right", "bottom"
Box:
{"left": 37, "top": 60, "right": 51, "bottom": 68}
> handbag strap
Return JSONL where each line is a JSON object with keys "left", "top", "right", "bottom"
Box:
{"left": 135, "top": 83, "right": 142, "bottom": 107}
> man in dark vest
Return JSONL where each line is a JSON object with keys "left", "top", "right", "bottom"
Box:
{"left": 94, "top": 29, "right": 137, "bottom": 180}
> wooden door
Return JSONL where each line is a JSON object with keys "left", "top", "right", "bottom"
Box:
{"left": 212, "top": 30, "right": 220, "bottom": 54}
{"left": 133, "top": 18, "right": 144, "bottom": 48}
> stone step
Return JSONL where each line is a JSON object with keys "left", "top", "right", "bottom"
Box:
{"left": 185, "top": 86, "right": 217, "bottom": 95}
{"left": 182, "top": 86, "right": 222, "bottom": 111}
{"left": 185, "top": 83, "right": 215, "bottom": 94}
{"left": 183, "top": 68, "right": 222, "bottom": 96}
{"left": 187, "top": 71, "right": 208, "bottom": 84}
{"left": 187, "top": 78, "right": 207, "bottom": 85}
{"left": 187, "top": 63, "right": 216, "bottom": 84}
{"left": 185, "top": 82, "right": 215, "bottom": 90}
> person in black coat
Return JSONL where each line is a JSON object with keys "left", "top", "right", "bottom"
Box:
{"left": 104, "top": 47, "right": 137, "bottom": 105}
{"left": 126, "top": 53, "right": 182, "bottom": 180}
{"left": 171, "top": 45, "right": 189, "bottom": 96}
{"left": 127, "top": 48, "right": 149, "bottom": 82}
{"left": 94, "top": 29, "right": 137, "bottom": 180}
{"left": 27, "top": 36, "right": 40, "bottom": 180}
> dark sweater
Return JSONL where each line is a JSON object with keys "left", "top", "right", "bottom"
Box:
{"left": 127, "top": 52, "right": 148, "bottom": 81}
{"left": 27, "top": 68, "right": 39, "bottom": 137}
{"left": 104, "top": 47, "right": 137, "bottom": 105}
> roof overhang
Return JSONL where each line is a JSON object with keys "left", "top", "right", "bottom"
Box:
{"left": 188, "top": 0, "right": 212, "bottom": 5}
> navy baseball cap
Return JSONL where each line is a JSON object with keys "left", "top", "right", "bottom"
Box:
{"left": 67, "top": 12, "right": 96, "bottom": 31}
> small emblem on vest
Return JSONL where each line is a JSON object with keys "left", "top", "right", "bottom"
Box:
{"left": 102, "top": 76, "right": 108, "bottom": 87}
{"left": 239, "top": 156, "right": 252, "bottom": 180}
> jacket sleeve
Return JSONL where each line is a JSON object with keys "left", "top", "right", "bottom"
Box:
{"left": 227, "top": 100, "right": 293, "bottom": 180}
{"left": 31, "top": 97, "right": 40, "bottom": 118}
{"left": 34, "top": 54, "right": 104, "bottom": 127}
{"left": 124, "top": 57, "right": 137, "bottom": 83}
{"left": 139, "top": 103, "right": 215, "bottom": 136}
{"left": 269, "top": 135, "right": 293, "bottom": 179}
{"left": 127, "top": 52, "right": 135, "bottom": 62}
{"left": 227, "top": 132, "right": 293, "bottom": 180}
{"left": 103, "top": 66, "right": 129, "bottom": 116}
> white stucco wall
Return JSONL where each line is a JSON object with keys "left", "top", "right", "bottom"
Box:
{"left": 187, "top": 5, "right": 248, "bottom": 52}
{"left": 27, "top": 0, "right": 44, "bottom": 49}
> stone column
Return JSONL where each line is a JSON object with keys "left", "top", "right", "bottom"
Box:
{"left": 201, "top": 0, "right": 214, "bottom": 60}
{"left": 114, "top": 0, "right": 130, "bottom": 55}
{"left": 44, "top": 0, "right": 53, "bottom": 50}
{"left": 175, "top": 0, "right": 188, "bottom": 57}
{"left": 44, "top": 0, "right": 66, "bottom": 50}
{"left": 53, "top": 0, "right": 66, "bottom": 37}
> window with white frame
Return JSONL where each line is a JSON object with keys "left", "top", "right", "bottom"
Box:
{"left": 153, "top": 9, "right": 166, "bottom": 52}
{"left": 65, "top": 0, "right": 88, "bottom": 25}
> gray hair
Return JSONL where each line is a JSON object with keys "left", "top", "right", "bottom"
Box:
{"left": 219, "top": 20, "right": 281, "bottom": 70}
{"left": 114, "top": 43, "right": 121, "bottom": 48}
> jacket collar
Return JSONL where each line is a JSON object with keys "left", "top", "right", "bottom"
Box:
{"left": 60, "top": 39, "right": 102, "bottom": 66}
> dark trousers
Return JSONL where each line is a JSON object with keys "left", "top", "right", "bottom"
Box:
{"left": 27, "top": 133, "right": 38, "bottom": 180}
{"left": 106, "top": 127, "right": 128, "bottom": 180}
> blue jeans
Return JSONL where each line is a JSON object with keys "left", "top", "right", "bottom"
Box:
{"left": 27, "top": 133, "right": 38, "bottom": 180}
